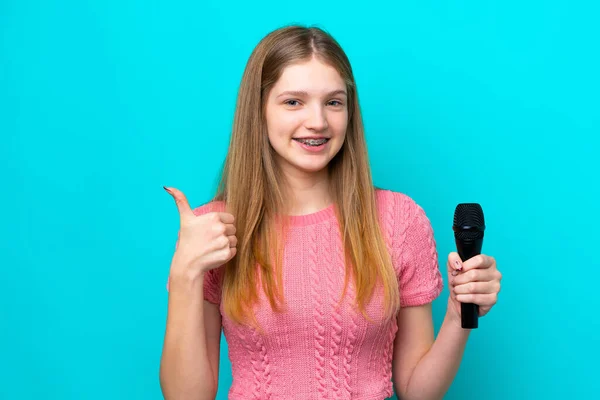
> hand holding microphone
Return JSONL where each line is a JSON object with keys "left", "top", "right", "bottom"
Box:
{"left": 447, "top": 203, "right": 502, "bottom": 329}
{"left": 164, "top": 186, "right": 237, "bottom": 282}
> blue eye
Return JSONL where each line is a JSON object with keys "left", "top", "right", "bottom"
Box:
{"left": 328, "top": 100, "right": 343, "bottom": 106}
{"left": 284, "top": 100, "right": 300, "bottom": 106}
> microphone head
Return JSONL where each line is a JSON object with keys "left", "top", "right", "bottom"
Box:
{"left": 453, "top": 203, "right": 485, "bottom": 241}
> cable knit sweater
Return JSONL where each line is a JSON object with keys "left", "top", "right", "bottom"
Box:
{"left": 167, "top": 189, "right": 444, "bottom": 400}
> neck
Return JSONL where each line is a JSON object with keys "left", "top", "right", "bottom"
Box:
{"left": 280, "top": 168, "right": 332, "bottom": 216}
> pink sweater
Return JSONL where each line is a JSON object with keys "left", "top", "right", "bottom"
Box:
{"left": 167, "top": 189, "right": 444, "bottom": 399}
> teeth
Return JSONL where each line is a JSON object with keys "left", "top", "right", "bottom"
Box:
{"left": 297, "top": 138, "right": 328, "bottom": 146}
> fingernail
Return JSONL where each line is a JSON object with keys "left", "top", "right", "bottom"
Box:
{"left": 455, "top": 260, "right": 462, "bottom": 270}
{"left": 163, "top": 186, "right": 172, "bottom": 194}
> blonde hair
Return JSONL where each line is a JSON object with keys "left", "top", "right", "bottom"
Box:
{"left": 214, "top": 25, "right": 400, "bottom": 329}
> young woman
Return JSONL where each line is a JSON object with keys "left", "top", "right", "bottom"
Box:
{"left": 160, "top": 25, "right": 502, "bottom": 400}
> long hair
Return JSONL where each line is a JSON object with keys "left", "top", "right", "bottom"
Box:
{"left": 214, "top": 25, "right": 400, "bottom": 329}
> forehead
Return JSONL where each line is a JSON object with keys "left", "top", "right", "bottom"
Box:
{"left": 274, "top": 58, "right": 345, "bottom": 91}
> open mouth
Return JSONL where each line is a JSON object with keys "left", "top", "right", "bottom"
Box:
{"left": 292, "top": 138, "right": 330, "bottom": 147}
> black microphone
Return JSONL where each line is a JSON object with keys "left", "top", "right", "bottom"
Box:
{"left": 452, "top": 203, "right": 486, "bottom": 329}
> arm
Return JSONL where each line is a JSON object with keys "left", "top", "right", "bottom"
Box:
{"left": 392, "top": 304, "right": 469, "bottom": 400}
{"left": 159, "top": 271, "right": 222, "bottom": 400}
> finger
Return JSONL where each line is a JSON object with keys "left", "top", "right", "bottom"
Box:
{"left": 215, "top": 247, "right": 236, "bottom": 263}
{"left": 224, "top": 224, "right": 236, "bottom": 236}
{"left": 228, "top": 246, "right": 237, "bottom": 260}
{"left": 455, "top": 293, "right": 498, "bottom": 306}
{"left": 215, "top": 235, "right": 230, "bottom": 250}
{"left": 218, "top": 212, "right": 235, "bottom": 224}
{"left": 228, "top": 235, "right": 237, "bottom": 248}
{"left": 452, "top": 268, "right": 497, "bottom": 286}
{"left": 447, "top": 252, "right": 463, "bottom": 275}
{"left": 202, "top": 247, "right": 236, "bottom": 267}
{"left": 453, "top": 281, "right": 499, "bottom": 295}
{"left": 164, "top": 186, "right": 194, "bottom": 222}
{"left": 461, "top": 254, "right": 495, "bottom": 272}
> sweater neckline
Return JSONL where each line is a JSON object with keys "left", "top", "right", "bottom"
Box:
{"left": 286, "top": 203, "right": 336, "bottom": 227}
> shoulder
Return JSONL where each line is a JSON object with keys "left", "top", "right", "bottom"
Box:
{"left": 374, "top": 188, "right": 425, "bottom": 222}
{"left": 191, "top": 200, "right": 227, "bottom": 217}
{"left": 374, "top": 188, "right": 433, "bottom": 247}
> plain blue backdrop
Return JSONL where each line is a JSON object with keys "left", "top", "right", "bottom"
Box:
{"left": 1, "top": 1, "right": 598, "bottom": 399}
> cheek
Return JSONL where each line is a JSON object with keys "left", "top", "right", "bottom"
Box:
{"left": 266, "top": 113, "right": 284, "bottom": 145}
{"left": 281, "top": 111, "right": 305, "bottom": 130}
{"left": 330, "top": 111, "right": 348, "bottom": 131}
{"left": 267, "top": 110, "right": 302, "bottom": 139}
{"left": 332, "top": 118, "right": 348, "bottom": 141}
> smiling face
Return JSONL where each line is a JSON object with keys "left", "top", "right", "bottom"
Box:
{"left": 264, "top": 57, "right": 349, "bottom": 179}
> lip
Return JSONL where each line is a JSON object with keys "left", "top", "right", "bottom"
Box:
{"left": 293, "top": 138, "right": 330, "bottom": 152}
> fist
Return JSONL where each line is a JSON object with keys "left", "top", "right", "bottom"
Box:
{"left": 164, "top": 186, "right": 237, "bottom": 278}
{"left": 447, "top": 252, "right": 502, "bottom": 322}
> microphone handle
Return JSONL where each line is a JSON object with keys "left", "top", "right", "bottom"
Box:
{"left": 455, "top": 237, "right": 483, "bottom": 329}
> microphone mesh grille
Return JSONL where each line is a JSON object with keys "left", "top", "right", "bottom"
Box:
{"left": 453, "top": 203, "right": 485, "bottom": 240}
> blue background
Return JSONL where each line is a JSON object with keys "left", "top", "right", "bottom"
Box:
{"left": 1, "top": 1, "right": 598, "bottom": 399}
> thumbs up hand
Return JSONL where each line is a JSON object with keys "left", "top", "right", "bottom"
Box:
{"left": 164, "top": 186, "right": 237, "bottom": 280}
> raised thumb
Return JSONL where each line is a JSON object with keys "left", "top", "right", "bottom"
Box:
{"left": 164, "top": 186, "right": 194, "bottom": 221}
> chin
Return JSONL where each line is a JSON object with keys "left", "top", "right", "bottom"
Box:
{"left": 293, "top": 162, "right": 330, "bottom": 174}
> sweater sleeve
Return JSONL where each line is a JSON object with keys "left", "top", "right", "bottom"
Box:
{"left": 393, "top": 194, "right": 444, "bottom": 307}
{"left": 165, "top": 201, "right": 226, "bottom": 305}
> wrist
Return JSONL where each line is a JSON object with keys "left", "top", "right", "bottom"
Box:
{"left": 445, "top": 299, "right": 463, "bottom": 329}
{"left": 169, "top": 260, "right": 206, "bottom": 286}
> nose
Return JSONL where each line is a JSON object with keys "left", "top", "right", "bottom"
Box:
{"left": 304, "top": 104, "right": 329, "bottom": 132}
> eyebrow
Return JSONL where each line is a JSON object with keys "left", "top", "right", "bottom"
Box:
{"left": 276, "top": 90, "right": 348, "bottom": 99}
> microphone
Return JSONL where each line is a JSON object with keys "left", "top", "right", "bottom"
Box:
{"left": 452, "top": 203, "right": 486, "bottom": 329}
